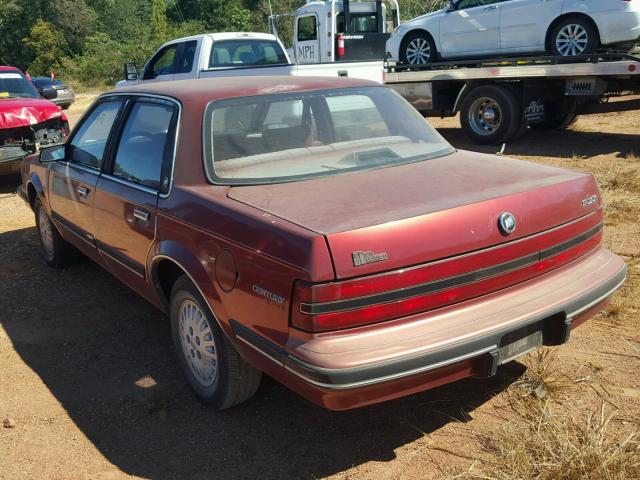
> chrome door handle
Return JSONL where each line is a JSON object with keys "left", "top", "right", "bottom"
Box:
{"left": 77, "top": 186, "right": 90, "bottom": 196}
{"left": 133, "top": 208, "right": 150, "bottom": 222}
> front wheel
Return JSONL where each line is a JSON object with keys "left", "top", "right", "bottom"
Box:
{"left": 400, "top": 32, "right": 436, "bottom": 65}
{"left": 459, "top": 85, "right": 522, "bottom": 145}
{"left": 170, "top": 276, "right": 262, "bottom": 410}
{"left": 549, "top": 18, "right": 599, "bottom": 57}
{"left": 34, "top": 198, "right": 76, "bottom": 268}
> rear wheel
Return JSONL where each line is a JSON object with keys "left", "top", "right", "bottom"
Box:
{"left": 34, "top": 198, "right": 76, "bottom": 268}
{"left": 460, "top": 86, "right": 522, "bottom": 145}
{"left": 400, "top": 31, "right": 436, "bottom": 65}
{"left": 550, "top": 18, "right": 599, "bottom": 57}
{"left": 170, "top": 276, "right": 262, "bottom": 409}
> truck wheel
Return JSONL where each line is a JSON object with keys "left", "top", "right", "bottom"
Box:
{"left": 400, "top": 31, "right": 436, "bottom": 65}
{"left": 550, "top": 18, "right": 599, "bottom": 57}
{"left": 34, "top": 197, "right": 76, "bottom": 268}
{"left": 460, "top": 86, "right": 522, "bottom": 145}
{"left": 170, "top": 276, "right": 262, "bottom": 410}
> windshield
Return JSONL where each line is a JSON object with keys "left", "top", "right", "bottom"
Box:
{"left": 203, "top": 86, "right": 454, "bottom": 185}
{"left": 0, "top": 71, "right": 39, "bottom": 99}
{"left": 209, "top": 39, "right": 289, "bottom": 68}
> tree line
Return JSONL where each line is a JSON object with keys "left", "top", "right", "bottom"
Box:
{"left": 0, "top": 0, "right": 445, "bottom": 88}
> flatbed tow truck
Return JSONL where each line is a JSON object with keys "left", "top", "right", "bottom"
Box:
{"left": 383, "top": 52, "right": 640, "bottom": 144}
{"left": 271, "top": 0, "right": 640, "bottom": 144}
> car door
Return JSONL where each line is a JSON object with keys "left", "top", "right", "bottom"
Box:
{"left": 48, "top": 99, "right": 124, "bottom": 256}
{"left": 92, "top": 96, "right": 178, "bottom": 293}
{"left": 439, "top": 0, "right": 502, "bottom": 57}
{"left": 295, "top": 14, "right": 321, "bottom": 63}
{"left": 141, "top": 43, "right": 179, "bottom": 84}
{"left": 499, "top": 0, "right": 564, "bottom": 52}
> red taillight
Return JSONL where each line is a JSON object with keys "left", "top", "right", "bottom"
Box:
{"left": 291, "top": 225, "right": 602, "bottom": 333}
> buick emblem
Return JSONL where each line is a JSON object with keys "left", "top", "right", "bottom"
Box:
{"left": 498, "top": 212, "right": 517, "bottom": 235}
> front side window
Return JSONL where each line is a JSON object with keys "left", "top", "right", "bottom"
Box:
{"left": 203, "top": 87, "right": 454, "bottom": 185}
{"left": 69, "top": 100, "right": 122, "bottom": 169}
{"left": 456, "top": 0, "right": 500, "bottom": 9}
{"left": 209, "top": 40, "right": 288, "bottom": 67}
{"left": 297, "top": 16, "right": 317, "bottom": 41}
{"left": 146, "top": 45, "right": 177, "bottom": 78}
{"left": 112, "top": 101, "right": 175, "bottom": 190}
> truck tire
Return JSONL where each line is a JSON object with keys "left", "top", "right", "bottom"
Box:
{"left": 529, "top": 112, "right": 577, "bottom": 131}
{"left": 400, "top": 31, "right": 436, "bottom": 65}
{"left": 170, "top": 276, "right": 262, "bottom": 410}
{"left": 549, "top": 17, "right": 599, "bottom": 57}
{"left": 459, "top": 85, "right": 522, "bottom": 145}
{"left": 34, "top": 197, "right": 77, "bottom": 268}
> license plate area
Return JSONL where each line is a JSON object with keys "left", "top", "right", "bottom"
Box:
{"left": 498, "top": 331, "right": 543, "bottom": 365}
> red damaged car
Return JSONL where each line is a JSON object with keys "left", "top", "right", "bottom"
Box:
{"left": 18, "top": 77, "right": 626, "bottom": 410}
{"left": 0, "top": 66, "right": 68, "bottom": 175}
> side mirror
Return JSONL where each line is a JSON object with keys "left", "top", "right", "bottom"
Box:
{"left": 40, "top": 144, "right": 66, "bottom": 163}
{"left": 41, "top": 87, "right": 57, "bottom": 100}
{"left": 124, "top": 62, "right": 139, "bottom": 81}
{"left": 447, "top": 0, "right": 457, "bottom": 11}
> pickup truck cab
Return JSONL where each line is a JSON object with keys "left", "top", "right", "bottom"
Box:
{"left": 117, "top": 31, "right": 384, "bottom": 87}
{"left": 19, "top": 77, "right": 626, "bottom": 410}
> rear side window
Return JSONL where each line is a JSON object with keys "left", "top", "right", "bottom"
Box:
{"left": 70, "top": 101, "right": 122, "bottom": 169}
{"left": 177, "top": 40, "right": 197, "bottom": 74}
{"left": 209, "top": 39, "right": 288, "bottom": 67}
{"left": 112, "top": 101, "right": 175, "bottom": 190}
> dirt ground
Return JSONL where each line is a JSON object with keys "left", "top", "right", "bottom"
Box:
{"left": 0, "top": 104, "right": 639, "bottom": 479}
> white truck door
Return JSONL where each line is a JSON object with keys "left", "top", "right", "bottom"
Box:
{"left": 140, "top": 43, "right": 179, "bottom": 83}
{"left": 499, "top": 0, "right": 563, "bottom": 52}
{"left": 439, "top": 0, "right": 502, "bottom": 57}
{"left": 294, "top": 14, "right": 321, "bottom": 64}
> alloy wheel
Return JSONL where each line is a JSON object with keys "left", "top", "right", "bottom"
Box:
{"left": 555, "top": 24, "right": 589, "bottom": 56}
{"left": 468, "top": 97, "right": 503, "bottom": 136}
{"left": 178, "top": 299, "right": 218, "bottom": 388}
{"left": 405, "top": 37, "right": 431, "bottom": 64}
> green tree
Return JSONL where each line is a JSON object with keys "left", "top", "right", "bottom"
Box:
{"left": 22, "top": 20, "right": 68, "bottom": 75}
{"left": 51, "top": 0, "right": 98, "bottom": 54}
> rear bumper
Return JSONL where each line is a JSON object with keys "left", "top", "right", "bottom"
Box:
{"left": 233, "top": 247, "right": 626, "bottom": 409}
{"left": 596, "top": 12, "right": 640, "bottom": 46}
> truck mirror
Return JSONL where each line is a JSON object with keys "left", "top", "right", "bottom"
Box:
{"left": 124, "top": 62, "right": 139, "bottom": 81}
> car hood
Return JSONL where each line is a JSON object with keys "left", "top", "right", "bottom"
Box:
{"left": 228, "top": 150, "right": 601, "bottom": 278}
{"left": 0, "top": 97, "right": 66, "bottom": 129}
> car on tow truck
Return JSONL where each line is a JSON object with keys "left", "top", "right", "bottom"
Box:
{"left": 19, "top": 77, "right": 626, "bottom": 410}
{"left": 0, "top": 66, "right": 68, "bottom": 176}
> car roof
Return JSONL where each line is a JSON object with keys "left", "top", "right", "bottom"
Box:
{"left": 0, "top": 66, "right": 20, "bottom": 72}
{"left": 110, "top": 76, "right": 381, "bottom": 105}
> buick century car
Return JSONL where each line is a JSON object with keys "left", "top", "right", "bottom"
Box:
{"left": 18, "top": 77, "right": 626, "bottom": 410}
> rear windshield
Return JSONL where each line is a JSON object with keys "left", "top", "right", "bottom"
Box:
{"left": 209, "top": 39, "right": 288, "bottom": 68}
{"left": 0, "top": 71, "right": 39, "bottom": 99}
{"left": 203, "top": 86, "right": 454, "bottom": 185}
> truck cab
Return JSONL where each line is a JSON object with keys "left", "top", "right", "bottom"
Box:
{"left": 271, "top": 0, "right": 400, "bottom": 64}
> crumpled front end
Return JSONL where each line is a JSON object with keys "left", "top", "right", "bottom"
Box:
{"left": 0, "top": 116, "right": 68, "bottom": 175}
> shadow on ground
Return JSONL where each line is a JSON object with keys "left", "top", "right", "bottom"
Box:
{"left": 0, "top": 174, "right": 20, "bottom": 195}
{"left": 0, "top": 226, "right": 525, "bottom": 479}
{"left": 439, "top": 128, "right": 640, "bottom": 159}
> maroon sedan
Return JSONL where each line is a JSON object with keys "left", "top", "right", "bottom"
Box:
{"left": 18, "top": 77, "right": 626, "bottom": 410}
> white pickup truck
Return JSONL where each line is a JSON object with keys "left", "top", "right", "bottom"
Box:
{"left": 116, "top": 31, "right": 383, "bottom": 87}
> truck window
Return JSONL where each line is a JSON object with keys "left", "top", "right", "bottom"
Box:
{"left": 336, "top": 13, "right": 379, "bottom": 34}
{"left": 177, "top": 40, "right": 198, "bottom": 74}
{"left": 297, "top": 16, "right": 317, "bottom": 41}
{"left": 146, "top": 44, "right": 178, "bottom": 79}
{"left": 209, "top": 40, "right": 288, "bottom": 68}
{"left": 112, "top": 101, "right": 175, "bottom": 190}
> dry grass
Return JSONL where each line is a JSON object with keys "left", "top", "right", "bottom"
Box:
{"left": 453, "top": 351, "right": 640, "bottom": 480}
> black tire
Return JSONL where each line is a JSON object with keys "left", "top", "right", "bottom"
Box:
{"left": 34, "top": 197, "right": 76, "bottom": 268}
{"left": 549, "top": 17, "right": 599, "bottom": 57}
{"left": 170, "top": 276, "right": 262, "bottom": 410}
{"left": 400, "top": 31, "right": 436, "bottom": 65}
{"left": 459, "top": 85, "right": 522, "bottom": 145}
{"left": 529, "top": 112, "right": 577, "bottom": 131}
